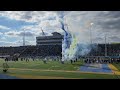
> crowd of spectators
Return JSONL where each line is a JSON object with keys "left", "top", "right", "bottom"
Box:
{"left": 88, "top": 44, "right": 120, "bottom": 56}
{"left": 0, "top": 45, "right": 62, "bottom": 58}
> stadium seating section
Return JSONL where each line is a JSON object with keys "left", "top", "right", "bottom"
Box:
{"left": 0, "top": 44, "right": 120, "bottom": 58}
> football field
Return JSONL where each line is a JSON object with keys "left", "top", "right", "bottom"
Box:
{"left": 0, "top": 58, "right": 120, "bottom": 79}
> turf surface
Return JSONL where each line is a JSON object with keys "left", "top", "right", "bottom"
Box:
{"left": 0, "top": 58, "right": 119, "bottom": 79}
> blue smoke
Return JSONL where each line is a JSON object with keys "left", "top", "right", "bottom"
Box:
{"left": 60, "top": 21, "right": 70, "bottom": 49}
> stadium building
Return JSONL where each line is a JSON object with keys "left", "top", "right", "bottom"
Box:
{"left": 0, "top": 31, "right": 120, "bottom": 59}
{"left": 36, "top": 32, "right": 63, "bottom": 45}
{"left": 0, "top": 32, "right": 63, "bottom": 58}
{"left": 35, "top": 32, "right": 63, "bottom": 57}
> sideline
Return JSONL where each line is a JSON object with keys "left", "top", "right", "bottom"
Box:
{"left": 3, "top": 67, "right": 114, "bottom": 75}
{"left": 9, "top": 74, "right": 81, "bottom": 79}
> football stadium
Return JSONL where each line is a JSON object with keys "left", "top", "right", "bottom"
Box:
{"left": 0, "top": 11, "right": 120, "bottom": 79}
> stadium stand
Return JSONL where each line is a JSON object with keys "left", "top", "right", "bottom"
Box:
{"left": 0, "top": 45, "right": 62, "bottom": 58}
{"left": 0, "top": 44, "right": 120, "bottom": 58}
{"left": 88, "top": 44, "right": 120, "bottom": 56}
{"left": 0, "top": 32, "right": 119, "bottom": 63}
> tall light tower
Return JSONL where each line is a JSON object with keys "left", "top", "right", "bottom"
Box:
{"left": 90, "top": 23, "right": 94, "bottom": 45}
{"left": 23, "top": 29, "right": 25, "bottom": 46}
{"left": 105, "top": 34, "right": 107, "bottom": 57}
{"left": 89, "top": 22, "right": 94, "bottom": 57}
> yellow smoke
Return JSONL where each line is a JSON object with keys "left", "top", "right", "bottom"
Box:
{"left": 68, "top": 34, "right": 78, "bottom": 59}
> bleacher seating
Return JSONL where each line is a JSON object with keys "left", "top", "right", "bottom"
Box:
{"left": 0, "top": 45, "right": 62, "bottom": 57}
{"left": 0, "top": 43, "right": 119, "bottom": 58}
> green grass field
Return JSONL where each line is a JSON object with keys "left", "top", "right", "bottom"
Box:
{"left": 0, "top": 59, "right": 83, "bottom": 70}
{"left": 0, "top": 58, "right": 119, "bottom": 79}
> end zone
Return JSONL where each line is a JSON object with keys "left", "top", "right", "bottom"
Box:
{"left": 80, "top": 64, "right": 113, "bottom": 74}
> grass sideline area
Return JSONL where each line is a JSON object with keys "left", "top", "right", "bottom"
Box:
{"left": 0, "top": 58, "right": 83, "bottom": 71}
{"left": 0, "top": 58, "right": 119, "bottom": 79}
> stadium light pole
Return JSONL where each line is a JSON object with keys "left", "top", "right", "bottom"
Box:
{"left": 23, "top": 29, "right": 25, "bottom": 46}
{"left": 89, "top": 23, "right": 94, "bottom": 57}
{"left": 90, "top": 23, "right": 94, "bottom": 45}
{"left": 105, "top": 34, "right": 107, "bottom": 57}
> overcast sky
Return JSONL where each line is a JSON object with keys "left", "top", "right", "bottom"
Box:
{"left": 0, "top": 11, "right": 120, "bottom": 46}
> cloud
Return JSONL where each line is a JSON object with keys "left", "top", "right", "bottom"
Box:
{"left": 109, "top": 36, "right": 120, "bottom": 42}
{"left": 0, "top": 37, "right": 6, "bottom": 40}
{"left": 0, "top": 11, "right": 65, "bottom": 36}
{"left": 63, "top": 11, "right": 120, "bottom": 43}
{"left": 0, "top": 25, "right": 10, "bottom": 30}
{"left": 0, "top": 41, "right": 17, "bottom": 46}
{"left": 0, "top": 39, "right": 36, "bottom": 46}
{"left": 5, "top": 30, "right": 36, "bottom": 37}
{"left": 21, "top": 20, "right": 63, "bottom": 36}
{"left": 4, "top": 31, "right": 18, "bottom": 37}
{"left": 0, "top": 32, "right": 3, "bottom": 35}
{"left": 15, "top": 40, "right": 36, "bottom": 46}
{"left": 17, "top": 31, "right": 35, "bottom": 37}
{"left": 0, "top": 11, "right": 120, "bottom": 46}
{"left": 0, "top": 11, "right": 57, "bottom": 23}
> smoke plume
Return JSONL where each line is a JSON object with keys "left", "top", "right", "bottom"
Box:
{"left": 57, "top": 12, "right": 98, "bottom": 61}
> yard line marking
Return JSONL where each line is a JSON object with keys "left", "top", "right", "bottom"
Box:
{"left": 108, "top": 64, "right": 120, "bottom": 75}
